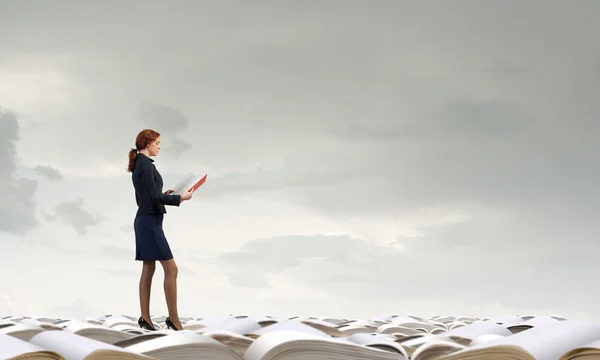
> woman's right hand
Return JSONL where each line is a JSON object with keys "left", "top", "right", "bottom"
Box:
{"left": 180, "top": 189, "right": 194, "bottom": 202}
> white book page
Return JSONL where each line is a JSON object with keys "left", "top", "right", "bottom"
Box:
{"left": 125, "top": 331, "right": 222, "bottom": 352}
{"left": 198, "top": 317, "right": 261, "bottom": 335}
{"left": 171, "top": 173, "right": 202, "bottom": 195}
{"left": 451, "top": 320, "right": 600, "bottom": 359}
{"left": 347, "top": 333, "right": 410, "bottom": 358}
{"left": 187, "top": 314, "right": 236, "bottom": 327}
{"left": 244, "top": 330, "right": 400, "bottom": 360}
{"left": 29, "top": 330, "right": 147, "bottom": 360}
{"left": 0, "top": 323, "right": 45, "bottom": 334}
{"left": 444, "top": 321, "right": 513, "bottom": 339}
{"left": 63, "top": 319, "right": 106, "bottom": 333}
{"left": 483, "top": 314, "right": 523, "bottom": 324}
{"left": 244, "top": 330, "right": 335, "bottom": 360}
{"left": 247, "top": 320, "right": 328, "bottom": 337}
{"left": 0, "top": 333, "right": 62, "bottom": 359}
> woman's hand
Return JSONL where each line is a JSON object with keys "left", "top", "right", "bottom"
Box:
{"left": 164, "top": 189, "right": 174, "bottom": 195}
{"left": 180, "top": 189, "right": 193, "bottom": 202}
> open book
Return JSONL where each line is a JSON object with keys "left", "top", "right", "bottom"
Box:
{"left": 0, "top": 333, "right": 64, "bottom": 360}
{"left": 125, "top": 331, "right": 243, "bottom": 359}
{"left": 11, "top": 313, "right": 600, "bottom": 360}
{"left": 0, "top": 330, "right": 152, "bottom": 360}
{"left": 244, "top": 330, "right": 406, "bottom": 360}
{"left": 171, "top": 173, "right": 207, "bottom": 195}
{"left": 437, "top": 320, "right": 600, "bottom": 360}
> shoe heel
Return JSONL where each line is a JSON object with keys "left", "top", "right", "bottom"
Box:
{"left": 138, "top": 317, "right": 156, "bottom": 331}
{"left": 165, "top": 317, "right": 181, "bottom": 331}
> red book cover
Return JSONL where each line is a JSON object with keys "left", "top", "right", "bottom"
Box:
{"left": 189, "top": 174, "right": 207, "bottom": 192}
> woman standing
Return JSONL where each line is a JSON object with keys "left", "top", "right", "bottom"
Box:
{"left": 127, "top": 129, "right": 194, "bottom": 331}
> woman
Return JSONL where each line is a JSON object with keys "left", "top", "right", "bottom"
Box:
{"left": 127, "top": 129, "right": 194, "bottom": 331}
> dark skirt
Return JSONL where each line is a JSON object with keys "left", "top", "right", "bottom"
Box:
{"left": 134, "top": 214, "right": 173, "bottom": 261}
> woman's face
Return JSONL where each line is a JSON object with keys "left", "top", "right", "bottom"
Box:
{"left": 147, "top": 136, "right": 161, "bottom": 156}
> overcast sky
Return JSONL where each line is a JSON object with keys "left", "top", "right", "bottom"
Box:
{"left": 1, "top": 0, "right": 599, "bottom": 322}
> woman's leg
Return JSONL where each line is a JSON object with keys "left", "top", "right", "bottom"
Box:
{"left": 159, "top": 258, "right": 181, "bottom": 329}
{"left": 139, "top": 260, "right": 156, "bottom": 325}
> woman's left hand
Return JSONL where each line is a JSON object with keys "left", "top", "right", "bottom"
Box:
{"left": 164, "top": 189, "right": 174, "bottom": 195}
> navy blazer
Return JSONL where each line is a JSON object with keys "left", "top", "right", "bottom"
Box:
{"left": 132, "top": 153, "right": 181, "bottom": 216}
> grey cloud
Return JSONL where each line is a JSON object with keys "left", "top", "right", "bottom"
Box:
{"left": 40, "top": 211, "right": 56, "bottom": 222}
{"left": 34, "top": 165, "right": 63, "bottom": 181}
{"left": 217, "top": 232, "right": 596, "bottom": 310}
{"left": 0, "top": 106, "right": 18, "bottom": 175}
{"left": 2, "top": 293, "right": 15, "bottom": 312}
{"left": 18, "top": 233, "right": 82, "bottom": 255}
{"left": 44, "top": 199, "right": 102, "bottom": 236}
{"left": 52, "top": 298, "right": 99, "bottom": 319}
{"left": 96, "top": 245, "right": 198, "bottom": 276}
{"left": 98, "top": 245, "right": 133, "bottom": 260}
{"left": 98, "top": 265, "right": 196, "bottom": 278}
{"left": 96, "top": 231, "right": 114, "bottom": 238}
{"left": 168, "top": 138, "right": 192, "bottom": 157}
{"left": 2, "top": 0, "right": 600, "bottom": 317}
{"left": 98, "top": 268, "right": 137, "bottom": 277}
{"left": 334, "top": 99, "right": 527, "bottom": 141}
{"left": 183, "top": 161, "right": 356, "bottom": 201}
{"left": 0, "top": 106, "right": 40, "bottom": 234}
{"left": 5, "top": 0, "right": 590, "bottom": 251}
{"left": 0, "top": 2, "right": 437, "bottom": 168}
{"left": 20, "top": 234, "right": 59, "bottom": 249}
{"left": 486, "top": 62, "right": 528, "bottom": 77}
{"left": 223, "top": 269, "right": 272, "bottom": 289}
{"left": 178, "top": 266, "right": 197, "bottom": 276}
{"left": 6, "top": 1, "right": 598, "bottom": 171}
{"left": 139, "top": 101, "right": 190, "bottom": 134}
{"left": 138, "top": 101, "right": 192, "bottom": 157}
{"left": 205, "top": 89, "right": 600, "bottom": 253}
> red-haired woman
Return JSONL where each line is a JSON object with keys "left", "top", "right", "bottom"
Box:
{"left": 127, "top": 129, "right": 194, "bottom": 331}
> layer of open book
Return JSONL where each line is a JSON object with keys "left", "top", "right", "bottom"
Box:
{"left": 0, "top": 323, "right": 50, "bottom": 342}
{"left": 0, "top": 333, "right": 64, "bottom": 360}
{"left": 440, "top": 320, "right": 600, "bottom": 360}
{"left": 29, "top": 330, "right": 152, "bottom": 359}
{"left": 61, "top": 319, "right": 137, "bottom": 344}
{"left": 125, "top": 330, "right": 242, "bottom": 359}
{"left": 560, "top": 339, "right": 600, "bottom": 360}
{"left": 244, "top": 330, "right": 406, "bottom": 360}
{"left": 9, "top": 313, "right": 600, "bottom": 360}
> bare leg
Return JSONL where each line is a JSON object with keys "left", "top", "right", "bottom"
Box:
{"left": 159, "top": 259, "right": 181, "bottom": 329}
{"left": 139, "top": 261, "right": 156, "bottom": 326}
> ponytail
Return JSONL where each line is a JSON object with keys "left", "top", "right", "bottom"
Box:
{"left": 128, "top": 129, "right": 160, "bottom": 172}
{"left": 127, "top": 148, "right": 138, "bottom": 172}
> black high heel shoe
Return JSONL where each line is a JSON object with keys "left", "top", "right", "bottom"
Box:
{"left": 138, "top": 317, "right": 156, "bottom": 331}
{"left": 165, "top": 317, "right": 181, "bottom": 331}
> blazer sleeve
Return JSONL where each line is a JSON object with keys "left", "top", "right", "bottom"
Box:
{"left": 137, "top": 160, "right": 181, "bottom": 206}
